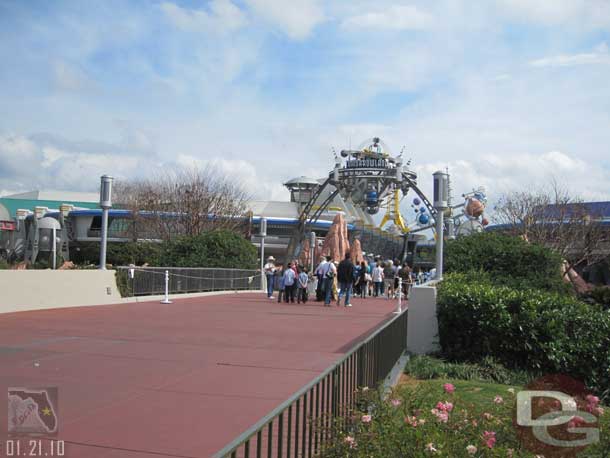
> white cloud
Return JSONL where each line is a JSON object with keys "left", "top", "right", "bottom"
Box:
{"left": 161, "top": 0, "right": 246, "bottom": 33}
{"left": 0, "top": 133, "right": 155, "bottom": 192}
{"left": 530, "top": 42, "right": 610, "bottom": 67}
{"left": 412, "top": 150, "right": 610, "bottom": 208}
{"left": 244, "top": 0, "right": 324, "bottom": 40}
{"left": 175, "top": 154, "right": 287, "bottom": 200}
{"left": 342, "top": 5, "right": 432, "bottom": 30}
{"left": 495, "top": 0, "right": 610, "bottom": 28}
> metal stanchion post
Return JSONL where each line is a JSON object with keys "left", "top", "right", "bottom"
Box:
{"left": 161, "top": 270, "right": 172, "bottom": 304}
{"left": 394, "top": 276, "right": 402, "bottom": 314}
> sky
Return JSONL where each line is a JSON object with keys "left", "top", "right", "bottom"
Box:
{"left": 1, "top": 0, "right": 610, "bottom": 214}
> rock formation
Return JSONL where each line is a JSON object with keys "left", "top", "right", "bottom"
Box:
{"left": 320, "top": 213, "right": 350, "bottom": 262}
{"left": 350, "top": 238, "right": 364, "bottom": 265}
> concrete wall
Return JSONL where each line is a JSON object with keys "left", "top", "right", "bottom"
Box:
{"left": 407, "top": 283, "right": 440, "bottom": 354}
{"left": 0, "top": 270, "right": 122, "bottom": 314}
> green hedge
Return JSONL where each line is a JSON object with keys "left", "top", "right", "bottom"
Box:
{"left": 157, "top": 230, "right": 257, "bottom": 268}
{"left": 444, "top": 232, "right": 567, "bottom": 292}
{"left": 70, "top": 241, "right": 163, "bottom": 266}
{"left": 71, "top": 230, "right": 257, "bottom": 269}
{"left": 437, "top": 273, "right": 610, "bottom": 396}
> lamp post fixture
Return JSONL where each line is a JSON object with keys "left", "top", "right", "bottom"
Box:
{"left": 432, "top": 171, "right": 449, "bottom": 281}
{"left": 99, "top": 175, "right": 113, "bottom": 270}
{"left": 309, "top": 231, "right": 316, "bottom": 274}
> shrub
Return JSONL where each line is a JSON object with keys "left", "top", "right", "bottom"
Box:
{"left": 70, "top": 241, "right": 162, "bottom": 266}
{"left": 70, "top": 230, "right": 256, "bottom": 269}
{"left": 437, "top": 273, "right": 610, "bottom": 397}
{"left": 444, "top": 232, "right": 567, "bottom": 292}
{"left": 157, "top": 230, "right": 257, "bottom": 269}
{"left": 584, "top": 286, "right": 610, "bottom": 310}
{"left": 405, "top": 355, "right": 536, "bottom": 386}
{"left": 0, "top": 257, "right": 8, "bottom": 269}
{"left": 323, "top": 381, "right": 532, "bottom": 457}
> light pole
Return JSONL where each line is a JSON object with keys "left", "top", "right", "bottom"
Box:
{"left": 260, "top": 218, "right": 267, "bottom": 292}
{"left": 309, "top": 231, "right": 316, "bottom": 274}
{"left": 99, "top": 175, "right": 113, "bottom": 270}
{"left": 433, "top": 171, "right": 449, "bottom": 281}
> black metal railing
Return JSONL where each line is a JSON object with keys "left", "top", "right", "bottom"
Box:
{"left": 214, "top": 309, "right": 408, "bottom": 458}
{"left": 115, "top": 266, "right": 262, "bottom": 297}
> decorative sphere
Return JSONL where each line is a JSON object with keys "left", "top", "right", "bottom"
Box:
{"left": 413, "top": 198, "right": 421, "bottom": 206}
{"left": 465, "top": 198, "right": 485, "bottom": 218}
{"left": 420, "top": 206, "right": 426, "bottom": 213}
{"left": 418, "top": 214, "right": 430, "bottom": 225}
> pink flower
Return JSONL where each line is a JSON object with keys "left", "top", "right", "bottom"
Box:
{"left": 391, "top": 398, "right": 402, "bottom": 407}
{"left": 361, "top": 414, "right": 372, "bottom": 423}
{"left": 443, "top": 383, "right": 455, "bottom": 394}
{"left": 466, "top": 445, "right": 477, "bottom": 455}
{"left": 436, "top": 401, "right": 454, "bottom": 412}
{"left": 586, "top": 394, "right": 600, "bottom": 406}
{"left": 595, "top": 406, "right": 605, "bottom": 416}
{"left": 483, "top": 431, "right": 496, "bottom": 449}
{"left": 483, "top": 412, "right": 493, "bottom": 420}
{"left": 405, "top": 416, "right": 418, "bottom": 427}
{"left": 344, "top": 436, "right": 356, "bottom": 449}
{"left": 431, "top": 408, "right": 449, "bottom": 423}
{"left": 567, "top": 415, "right": 586, "bottom": 429}
{"left": 494, "top": 395, "right": 504, "bottom": 404}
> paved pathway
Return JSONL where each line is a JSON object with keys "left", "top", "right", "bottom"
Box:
{"left": 0, "top": 292, "right": 398, "bottom": 457}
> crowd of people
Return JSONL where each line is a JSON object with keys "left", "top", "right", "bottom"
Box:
{"left": 263, "top": 254, "right": 433, "bottom": 307}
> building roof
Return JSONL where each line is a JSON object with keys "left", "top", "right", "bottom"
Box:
{"left": 248, "top": 200, "right": 300, "bottom": 219}
{"left": 539, "top": 201, "right": 610, "bottom": 220}
{"left": 0, "top": 197, "right": 98, "bottom": 218}
{"left": 2, "top": 190, "right": 99, "bottom": 203}
{"left": 283, "top": 176, "right": 320, "bottom": 187}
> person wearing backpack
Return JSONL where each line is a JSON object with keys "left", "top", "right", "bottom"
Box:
{"left": 337, "top": 252, "right": 354, "bottom": 307}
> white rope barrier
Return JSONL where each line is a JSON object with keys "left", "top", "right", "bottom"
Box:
{"left": 123, "top": 266, "right": 262, "bottom": 282}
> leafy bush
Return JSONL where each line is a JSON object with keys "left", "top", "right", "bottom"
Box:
{"left": 437, "top": 273, "right": 610, "bottom": 397}
{"left": 157, "top": 230, "right": 257, "bottom": 269}
{"left": 70, "top": 230, "right": 256, "bottom": 269}
{"left": 584, "top": 286, "right": 610, "bottom": 310}
{"left": 70, "top": 241, "right": 163, "bottom": 266}
{"left": 322, "top": 380, "right": 603, "bottom": 457}
{"left": 405, "top": 355, "right": 536, "bottom": 386}
{"left": 444, "top": 232, "right": 567, "bottom": 292}
{"left": 0, "top": 257, "right": 8, "bottom": 269}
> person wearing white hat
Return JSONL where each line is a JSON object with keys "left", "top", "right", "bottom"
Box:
{"left": 264, "top": 256, "right": 276, "bottom": 299}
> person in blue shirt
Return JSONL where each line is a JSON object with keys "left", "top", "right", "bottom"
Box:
{"left": 297, "top": 267, "right": 309, "bottom": 304}
{"left": 283, "top": 262, "right": 297, "bottom": 303}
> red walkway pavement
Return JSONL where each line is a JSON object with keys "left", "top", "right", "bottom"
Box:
{"left": 0, "top": 292, "right": 398, "bottom": 457}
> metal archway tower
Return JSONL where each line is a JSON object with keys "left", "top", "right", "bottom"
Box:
{"left": 284, "top": 138, "right": 437, "bottom": 264}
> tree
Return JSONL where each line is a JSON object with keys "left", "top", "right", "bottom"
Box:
{"left": 114, "top": 166, "right": 250, "bottom": 241}
{"left": 493, "top": 181, "right": 609, "bottom": 278}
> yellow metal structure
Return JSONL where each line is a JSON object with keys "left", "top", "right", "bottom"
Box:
{"left": 379, "top": 189, "right": 409, "bottom": 233}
